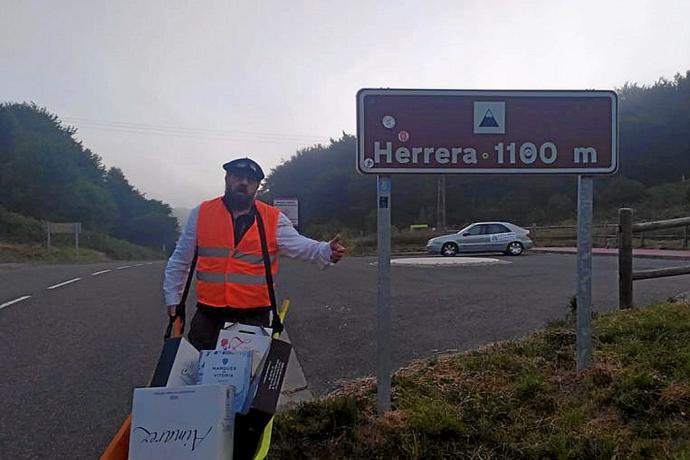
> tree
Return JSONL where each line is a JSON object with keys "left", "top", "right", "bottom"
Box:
{"left": 262, "top": 71, "right": 690, "bottom": 231}
{"left": 0, "top": 103, "right": 178, "bottom": 248}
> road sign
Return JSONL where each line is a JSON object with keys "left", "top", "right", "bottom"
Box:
{"left": 357, "top": 89, "right": 618, "bottom": 175}
{"left": 273, "top": 198, "right": 299, "bottom": 227}
{"left": 49, "top": 222, "right": 81, "bottom": 234}
{"left": 46, "top": 222, "right": 82, "bottom": 257}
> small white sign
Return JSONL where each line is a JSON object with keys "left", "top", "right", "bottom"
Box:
{"left": 473, "top": 101, "right": 505, "bottom": 134}
{"left": 273, "top": 198, "right": 299, "bottom": 227}
{"left": 382, "top": 115, "right": 396, "bottom": 129}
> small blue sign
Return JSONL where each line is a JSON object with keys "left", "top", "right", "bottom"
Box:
{"left": 378, "top": 177, "right": 391, "bottom": 193}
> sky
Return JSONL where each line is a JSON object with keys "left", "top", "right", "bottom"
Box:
{"left": 2, "top": 0, "right": 689, "bottom": 208}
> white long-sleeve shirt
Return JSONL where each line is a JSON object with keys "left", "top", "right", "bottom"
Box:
{"left": 163, "top": 206, "right": 332, "bottom": 306}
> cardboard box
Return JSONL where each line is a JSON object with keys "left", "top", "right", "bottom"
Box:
{"left": 240, "top": 338, "right": 291, "bottom": 415}
{"left": 233, "top": 339, "right": 291, "bottom": 459}
{"left": 128, "top": 384, "right": 234, "bottom": 460}
{"left": 150, "top": 337, "right": 199, "bottom": 387}
{"left": 217, "top": 323, "right": 272, "bottom": 376}
{"left": 198, "top": 350, "right": 252, "bottom": 413}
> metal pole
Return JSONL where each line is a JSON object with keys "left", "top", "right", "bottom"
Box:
{"left": 576, "top": 176, "right": 593, "bottom": 372}
{"left": 618, "top": 208, "right": 633, "bottom": 309}
{"left": 437, "top": 175, "right": 446, "bottom": 229}
{"left": 603, "top": 222, "right": 609, "bottom": 248}
{"left": 376, "top": 175, "right": 391, "bottom": 414}
{"left": 46, "top": 221, "right": 51, "bottom": 250}
{"left": 684, "top": 226, "right": 688, "bottom": 249}
{"left": 75, "top": 223, "right": 80, "bottom": 259}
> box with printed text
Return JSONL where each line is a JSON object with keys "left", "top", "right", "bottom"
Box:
{"left": 198, "top": 349, "right": 252, "bottom": 413}
{"left": 150, "top": 337, "right": 199, "bottom": 387}
{"left": 217, "top": 322, "right": 272, "bottom": 377}
{"left": 233, "top": 337, "right": 291, "bottom": 455}
{"left": 128, "top": 384, "right": 234, "bottom": 460}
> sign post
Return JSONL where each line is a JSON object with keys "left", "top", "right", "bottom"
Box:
{"left": 376, "top": 176, "right": 391, "bottom": 414}
{"left": 76, "top": 222, "right": 81, "bottom": 258}
{"left": 576, "top": 176, "right": 593, "bottom": 371}
{"left": 357, "top": 89, "right": 618, "bottom": 411}
{"left": 47, "top": 222, "right": 82, "bottom": 257}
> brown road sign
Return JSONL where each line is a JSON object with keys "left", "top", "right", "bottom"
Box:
{"left": 356, "top": 89, "right": 618, "bottom": 175}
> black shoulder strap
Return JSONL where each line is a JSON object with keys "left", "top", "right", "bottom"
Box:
{"left": 164, "top": 250, "right": 197, "bottom": 340}
{"left": 179, "top": 250, "right": 198, "bottom": 308}
{"left": 255, "top": 210, "right": 283, "bottom": 334}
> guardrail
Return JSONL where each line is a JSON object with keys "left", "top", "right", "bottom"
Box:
{"left": 527, "top": 222, "right": 690, "bottom": 249}
{"left": 618, "top": 209, "right": 690, "bottom": 309}
{"left": 527, "top": 224, "right": 619, "bottom": 248}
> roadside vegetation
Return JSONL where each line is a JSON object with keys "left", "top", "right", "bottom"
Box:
{"left": 0, "top": 103, "right": 179, "bottom": 261}
{"left": 262, "top": 73, "right": 690, "bottom": 241}
{"left": 340, "top": 216, "right": 689, "bottom": 256}
{"left": 0, "top": 243, "right": 107, "bottom": 263}
{"left": 271, "top": 301, "right": 690, "bottom": 459}
{"left": 0, "top": 205, "right": 164, "bottom": 262}
{"left": 3, "top": 72, "right": 690, "bottom": 261}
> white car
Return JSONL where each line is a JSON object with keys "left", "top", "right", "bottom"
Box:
{"left": 426, "top": 222, "right": 534, "bottom": 256}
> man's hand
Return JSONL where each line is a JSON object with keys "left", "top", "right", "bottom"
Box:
{"left": 329, "top": 234, "right": 346, "bottom": 263}
{"left": 167, "top": 305, "right": 178, "bottom": 317}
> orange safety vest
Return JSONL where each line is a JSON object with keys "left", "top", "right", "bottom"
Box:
{"left": 196, "top": 197, "right": 279, "bottom": 308}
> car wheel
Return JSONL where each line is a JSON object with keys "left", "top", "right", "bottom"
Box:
{"left": 506, "top": 241, "right": 524, "bottom": 256}
{"left": 441, "top": 242, "right": 458, "bottom": 257}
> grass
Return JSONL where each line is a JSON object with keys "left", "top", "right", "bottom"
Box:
{"left": 270, "top": 301, "right": 690, "bottom": 459}
{"left": 0, "top": 242, "right": 108, "bottom": 263}
{"left": 348, "top": 229, "right": 458, "bottom": 256}
{"left": 0, "top": 206, "right": 166, "bottom": 262}
{"left": 0, "top": 241, "right": 163, "bottom": 263}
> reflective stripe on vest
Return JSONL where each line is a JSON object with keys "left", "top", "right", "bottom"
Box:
{"left": 196, "top": 270, "right": 277, "bottom": 285}
{"left": 232, "top": 250, "right": 278, "bottom": 265}
{"left": 196, "top": 247, "right": 277, "bottom": 265}
{"left": 196, "top": 271, "right": 225, "bottom": 283}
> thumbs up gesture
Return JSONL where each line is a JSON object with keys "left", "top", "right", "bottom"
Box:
{"left": 328, "top": 234, "right": 346, "bottom": 263}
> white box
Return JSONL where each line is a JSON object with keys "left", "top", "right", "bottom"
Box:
{"left": 198, "top": 350, "right": 251, "bottom": 413}
{"left": 217, "top": 323, "right": 273, "bottom": 376}
{"left": 128, "top": 384, "right": 234, "bottom": 460}
{"left": 151, "top": 337, "right": 199, "bottom": 387}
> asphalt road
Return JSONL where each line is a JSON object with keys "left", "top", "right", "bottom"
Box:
{"left": 276, "top": 253, "right": 690, "bottom": 395}
{"left": 0, "top": 253, "right": 688, "bottom": 458}
{"left": 0, "top": 261, "right": 168, "bottom": 460}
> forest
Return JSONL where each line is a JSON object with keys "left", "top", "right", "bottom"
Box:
{"left": 1, "top": 71, "right": 688, "bottom": 248}
{"left": 261, "top": 72, "right": 690, "bottom": 237}
{"left": 0, "top": 103, "right": 179, "bottom": 251}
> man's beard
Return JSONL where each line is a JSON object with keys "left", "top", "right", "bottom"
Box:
{"left": 224, "top": 188, "right": 254, "bottom": 211}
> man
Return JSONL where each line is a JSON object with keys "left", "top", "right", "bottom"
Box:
{"left": 164, "top": 157, "right": 346, "bottom": 350}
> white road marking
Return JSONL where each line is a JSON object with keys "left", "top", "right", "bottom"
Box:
{"left": 91, "top": 269, "right": 111, "bottom": 276}
{"left": 0, "top": 295, "right": 32, "bottom": 311}
{"left": 116, "top": 265, "right": 132, "bottom": 270}
{"left": 391, "top": 257, "right": 507, "bottom": 267}
{"left": 47, "top": 278, "right": 82, "bottom": 290}
{"left": 135, "top": 263, "right": 144, "bottom": 267}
